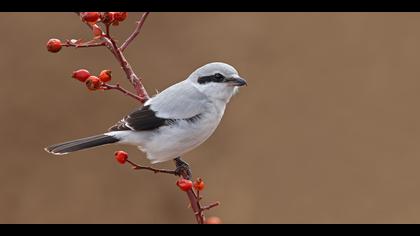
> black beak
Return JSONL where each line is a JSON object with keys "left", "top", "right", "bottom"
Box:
{"left": 226, "top": 76, "right": 247, "bottom": 87}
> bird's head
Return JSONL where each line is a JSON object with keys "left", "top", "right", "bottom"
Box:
{"left": 187, "top": 62, "right": 247, "bottom": 103}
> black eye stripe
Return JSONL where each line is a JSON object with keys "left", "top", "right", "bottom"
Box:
{"left": 197, "top": 73, "right": 226, "bottom": 84}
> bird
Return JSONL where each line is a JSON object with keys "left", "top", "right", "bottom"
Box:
{"left": 45, "top": 62, "right": 247, "bottom": 173}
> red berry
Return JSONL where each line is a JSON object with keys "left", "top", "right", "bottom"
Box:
{"left": 98, "top": 69, "right": 112, "bottom": 82}
{"left": 114, "top": 151, "right": 128, "bottom": 164}
{"left": 92, "top": 24, "right": 103, "bottom": 38}
{"left": 72, "top": 69, "right": 91, "bottom": 82}
{"left": 85, "top": 76, "right": 102, "bottom": 91}
{"left": 46, "top": 38, "right": 62, "bottom": 53}
{"left": 176, "top": 178, "right": 193, "bottom": 191}
{"left": 115, "top": 12, "right": 128, "bottom": 22}
{"left": 193, "top": 178, "right": 205, "bottom": 191}
{"left": 81, "top": 12, "right": 100, "bottom": 24}
{"left": 100, "top": 12, "right": 116, "bottom": 24}
{"left": 205, "top": 217, "right": 222, "bottom": 224}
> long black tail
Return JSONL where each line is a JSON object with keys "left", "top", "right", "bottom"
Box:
{"left": 44, "top": 134, "right": 119, "bottom": 155}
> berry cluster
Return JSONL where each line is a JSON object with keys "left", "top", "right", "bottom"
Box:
{"left": 81, "top": 12, "right": 127, "bottom": 25}
{"left": 72, "top": 69, "right": 112, "bottom": 91}
{"left": 176, "top": 178, "right": 205, "bottom": 192}
{"left": 46, "top": 12, "right": 128, "bottom": 53}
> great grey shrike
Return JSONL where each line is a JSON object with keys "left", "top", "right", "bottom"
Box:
{"left": 45, "top": 62, "right": 247, "bottom": 165}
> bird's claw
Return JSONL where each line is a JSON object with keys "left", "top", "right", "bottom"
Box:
{"left": 174, "top": 157, "right": 193, "bottom": 180}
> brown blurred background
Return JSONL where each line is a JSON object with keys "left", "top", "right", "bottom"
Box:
{"left": 2, "top": 12, "right": 420, "bottom": 223}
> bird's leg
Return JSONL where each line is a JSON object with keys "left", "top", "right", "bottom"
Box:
{"left": 174, "top": 157, "right": 192, "bottom": 180}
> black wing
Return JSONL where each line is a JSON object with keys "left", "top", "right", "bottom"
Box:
{"left": 108, "top": 105, "right": 169, "bottom": 132}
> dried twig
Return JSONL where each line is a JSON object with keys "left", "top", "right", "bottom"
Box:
{"left": 101, "top": 83, "right": 143, "bottom": 102}
{"left": 125, "top": 158, "right": 219, "bottom": 224}
{"left": 126, "top": 160, "right": 178, "bottom": 175}
{"left": 62, "top": 40, "right": 106, "bottom": 48}
{"left": 120, "top": 12, "right": 149, "bottom": 52}
{"left": 76, "top": 12, "right": 150, "bottom": 103}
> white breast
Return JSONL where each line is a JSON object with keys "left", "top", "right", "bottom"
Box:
{"left": 145, "top": 102, "right": 225, "bottom": 163}
{"left": 112, "top": 101, "right": 226, "bottom": 164}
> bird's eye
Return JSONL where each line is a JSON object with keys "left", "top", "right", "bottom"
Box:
{"left": 214, "top": 73, "right": 225, "bottom": 82}
{"left": 197, "top": 73, "right": 225, "bottom": 84}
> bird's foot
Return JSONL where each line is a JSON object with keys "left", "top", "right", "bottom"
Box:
{"left": 174, "top": 157, "right": 192, "bottom": 180}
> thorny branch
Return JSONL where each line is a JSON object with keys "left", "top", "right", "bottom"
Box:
{"left": 101, "top": 83, "right": 143, "bottom": 102}
{"left": 65, "top": 12, "right": 219, "bottom": 224}
{"left": 76, "top": 12, "right": 150, "bottom": 103}
{"left": 62, "top": 39, "right": 106, "bottom": 48}
{"left": 125, "top": 158, "right": 220, "bottom": 224}
{"left": 126, "top": 159, "right": 178, "bottom": 175}
{"left": 120, "top": 12, "right": 150, "bottom": 52}
{"left": 102, "top": 32, "right": 149, "bottom": 103}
